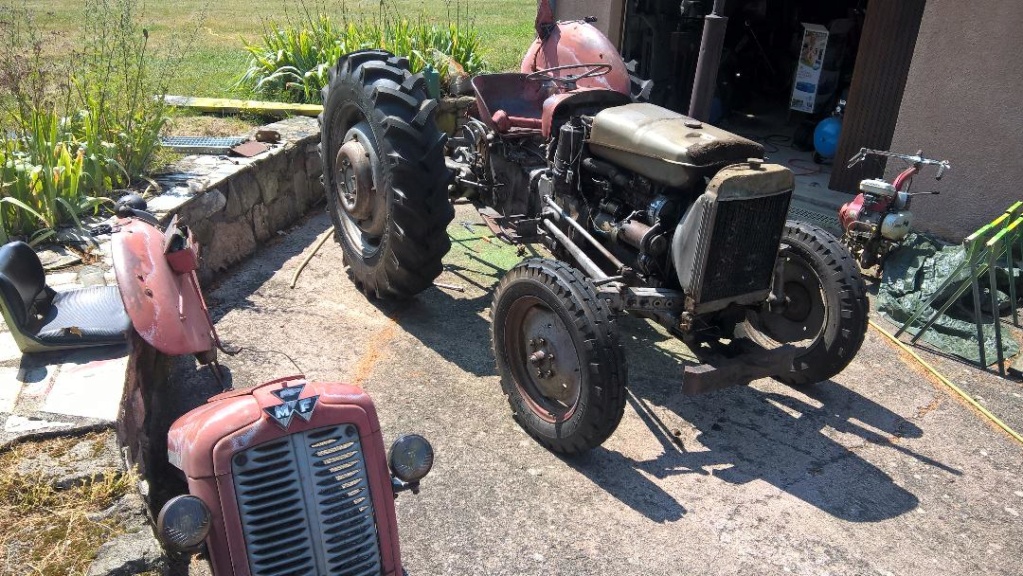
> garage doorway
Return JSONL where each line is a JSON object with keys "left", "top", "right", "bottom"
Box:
{"left": 619, "top": 0, "right": 926, "bottom": 199}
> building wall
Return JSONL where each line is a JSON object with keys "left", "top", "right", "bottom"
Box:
{"left": 553, "top": 0, "right": 625, "bottom": 46}
{"left": 888, "top": 0, "right": 1023, "bottom": 241}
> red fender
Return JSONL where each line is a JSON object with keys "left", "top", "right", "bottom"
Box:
{"left": 522, "top": 19, "right": 631, "bottom": 96}
{"left": 112, "top": 216, "right": 215, "bottom": 356}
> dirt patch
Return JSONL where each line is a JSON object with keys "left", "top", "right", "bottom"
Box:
{"left": 163, "top": 115, "right": 257, "bottom": 138}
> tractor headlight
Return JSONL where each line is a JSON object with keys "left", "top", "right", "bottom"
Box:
{"left": 388, "top": 434, "right": 434, "bottom": 483}
{"left": 157, "top": 495, "right": 212, "bottom": 552}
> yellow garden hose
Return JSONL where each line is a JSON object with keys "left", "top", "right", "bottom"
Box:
{"left": 870, "top": 319, "right": 1023, "bottom": 445}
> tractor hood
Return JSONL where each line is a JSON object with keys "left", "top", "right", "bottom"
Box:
{"left": 587, "top": 103, "right": 764, "bottom": 188}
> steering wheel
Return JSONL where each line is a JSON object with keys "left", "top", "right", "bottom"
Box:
{"left": 526, "top": 63, "right": 613, "bottom": 88}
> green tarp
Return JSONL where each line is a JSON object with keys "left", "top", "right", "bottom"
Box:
{"left": 877, "top": 234, "right": 1020, "bottom": 366}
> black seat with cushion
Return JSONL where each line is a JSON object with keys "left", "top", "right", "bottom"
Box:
{"left": 0, "top": 241, "right": 130, "bottom": 353}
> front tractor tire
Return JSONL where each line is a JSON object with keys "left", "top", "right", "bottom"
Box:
{"left": 492, "top": 259, "right": 627, "bottom": 455}
{"left": 745, "top": 221, "right": 868, "bottom": 386}
{"left": 320, "top": 50, "right": 454, "bottom": 299}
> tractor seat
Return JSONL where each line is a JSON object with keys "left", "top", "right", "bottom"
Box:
{"left": 0, "top": 241, "right": 130, "bottom": 354}
{"left": 471, "top": 73, "right": 545, "bottom": 133}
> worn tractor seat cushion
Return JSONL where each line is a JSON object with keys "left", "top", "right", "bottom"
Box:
{"left": 36, "top": 286, "right": 130, "bottom": 346}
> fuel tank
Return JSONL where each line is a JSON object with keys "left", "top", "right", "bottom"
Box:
{"left": 587, "top": 103, "right": 764, "bottom": 188}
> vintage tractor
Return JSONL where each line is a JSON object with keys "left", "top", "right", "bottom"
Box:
{"left": 157, "top": 375, "right": 434, "bottom": 575}
{"left": 318, "top": 6, "right": 868, "bottom": 455}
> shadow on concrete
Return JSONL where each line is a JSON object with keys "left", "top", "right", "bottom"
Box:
{"left": 189, "top": 208, "right": 961, "bottom": 525}
{"left": 206, "top": 210, "right": 332, "bottom": 324}
{"left": 360, "top": 242, "right": 959, "bottom": 523}
{"left": 563, "top": 436, "right": 690, "bottom": 523}
{"left": 17, "top": 343, "right": 129, "bottom": 376}
{"left": 365, "top": 228, "right": 542, "bottom": 378}
{"left": 375, "top": 286, "right": 498, "bottom": 378}
{"left": 565, "top": 318, "right": 963, "bottom": 524}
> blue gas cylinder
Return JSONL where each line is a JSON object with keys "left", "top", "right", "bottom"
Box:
{"left": 813, "top": 117, "right": 842, "bottom": 159}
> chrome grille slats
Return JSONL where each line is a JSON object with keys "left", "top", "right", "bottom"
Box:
{"left": 233, "top": 424, "right": 383, "bottom": 576}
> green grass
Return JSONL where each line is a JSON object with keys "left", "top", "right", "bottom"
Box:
{"left": 27, "top": 0, "right": 537, "bottom": 98}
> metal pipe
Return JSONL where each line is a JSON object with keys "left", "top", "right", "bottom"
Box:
{"left": 987, "top": 247, "right": 1005, "bottom": 375}
{"left": 969, "top": 252, "right": 987, "bottom": 368}
{"left": 543, "top": 196, "right": 626, "bottom": 271}
{"left": 543, "top": 220, "right": 609, "bottom": 281}
{"left": 688, "top": 0, "right": 729, "bottom": 122}
{"left": 581, "top": 157, "right": 631, "bottom": 189}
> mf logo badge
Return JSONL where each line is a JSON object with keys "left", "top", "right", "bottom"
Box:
{"left": 264, "top": 384, "right": 319, "bottom": 429}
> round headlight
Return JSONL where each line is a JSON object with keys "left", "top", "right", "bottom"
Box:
{"left": 157, "top": 495, "right": 212, "bottom": 552}
{"left": 388, "top": 434, "right": 435, "bottom": 483}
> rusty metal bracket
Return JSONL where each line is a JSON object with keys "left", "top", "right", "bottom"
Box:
{"left": 681, "top": 343, "right": 798, "bottom": 395}
{"left": 597, "top": 285, "right": 685, "bottom": 315}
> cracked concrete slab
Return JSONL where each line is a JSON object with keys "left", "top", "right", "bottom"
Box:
{"left": 165, "top": 207, "right": 1023, "bottom": 576}
{"left": 42, "top": 354, "right": 128, "bottom": 422}
{"left": 0, "top": 241, "right": 128, "bottom": 448}
{"left": 0, "top": 368, "right": 20, "bottom": 412}
{"left": 0, "top": 330, "right": 19, "bottom": 364}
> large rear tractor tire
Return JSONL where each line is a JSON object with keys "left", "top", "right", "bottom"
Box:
{"left": 320, "top": 50, "right": 454, "bottom": 299}
{"left": 492, "top": 259, "right": 627, "bottom": 455}
{"left": 744, "top": 221, "right": 868, "bottom": 386}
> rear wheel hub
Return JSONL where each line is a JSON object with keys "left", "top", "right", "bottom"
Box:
{"left": 335, "top": 139, "right": 383, "bottom": 236}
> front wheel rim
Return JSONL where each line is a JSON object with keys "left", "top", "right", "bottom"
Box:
{"left": 752, "top": 251, "right": 828, "bottom": 345}
{"left": 331, "top": 120, "right": 386, "bottom": 259}
{"left": 504, "top": 295, "right": 582, "bottom": 423}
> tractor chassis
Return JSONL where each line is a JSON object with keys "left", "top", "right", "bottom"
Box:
{"left": 485, "top": 195, "right": 798, "bottom": 396}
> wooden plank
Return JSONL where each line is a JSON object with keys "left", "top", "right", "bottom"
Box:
{"left": 163, "top": 95, "right": 323, "bottom": 118}
{"left": 829, "top": 0, "right": 926, "bottom": 193}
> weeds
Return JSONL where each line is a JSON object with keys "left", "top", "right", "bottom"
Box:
{"left": 238, "top": 0, "right": 487, "bottom": 103}
{"left": 0, "top": 110, "right": 110, "bottom": 245}
{"left": 0, "top": 432, "right": 134, "bottom": 576}
{"left": 73, "top": 0, "right": 169, "bottom": 185}
{"left": 0, "top": 0, "right": 203, "bottom": 243}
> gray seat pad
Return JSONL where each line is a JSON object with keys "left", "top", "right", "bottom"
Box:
{"left": 36, "top": 286, "right": 130, "bottom": 345}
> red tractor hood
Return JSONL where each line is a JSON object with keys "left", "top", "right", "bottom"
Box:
{"left": 167, "top": 376, "right": 382, "bottom": 479}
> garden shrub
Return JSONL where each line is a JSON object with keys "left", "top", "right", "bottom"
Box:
{"left": 238, "top": 2, "right": 487, "bottom": 103}
{"left": 0, "top": 0, "right": 184, "bottom": 243}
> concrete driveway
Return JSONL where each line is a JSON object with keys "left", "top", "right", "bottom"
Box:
{"left": 170, "top": 205, "right": 1023, "bottom": 576}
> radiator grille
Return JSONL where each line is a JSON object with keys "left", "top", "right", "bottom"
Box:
{"left": 699, "top": 192, "right": 791, "bottom": 303}
{"left": 232, "top": 424, "right": 383, "bottom": 576}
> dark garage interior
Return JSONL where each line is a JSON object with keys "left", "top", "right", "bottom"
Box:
{"left": 617, "top": 0, "right": 925, "bottom": 196}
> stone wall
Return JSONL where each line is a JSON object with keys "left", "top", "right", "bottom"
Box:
{"left": 149, "top": 117, "right": 324, "bottom": 284}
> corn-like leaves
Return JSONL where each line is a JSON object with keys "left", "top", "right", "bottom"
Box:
{"left": 1, "top": 108, "right": 113, "bottom": 243}
{"left": 238, "top": 13, "right": 487, "bottom": 103}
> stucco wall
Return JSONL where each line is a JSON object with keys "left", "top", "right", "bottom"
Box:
{"left": 554, "top": 0, "right": 625, "bottom": 46}
{"left": 888, "top": 0, "right": 1023, "bottom": 241}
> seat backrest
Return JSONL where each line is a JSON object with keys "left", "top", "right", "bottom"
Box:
{"left": 472, "top": 73, "right": 547, "bottom": 132}
{"left": 0, "top": 241, "right": 47, "bottom": 328}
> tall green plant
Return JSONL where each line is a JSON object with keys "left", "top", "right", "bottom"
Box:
{"left": 0, "top": 109, "right": 109, "bottom": 244}
{"left": 238, "top": 9, "right": 488, "bottom": 104}
{"left": 0, "top": 0, "right": 190, "bottom": 242}
{"left": 73, "top": 0, "right": 168, "bottom": 184}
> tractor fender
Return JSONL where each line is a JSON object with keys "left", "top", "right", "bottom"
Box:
{"left": 112, "top": 217, "right": 216, "bottom": 356}
{"left": 522, "top": 20, "right": 631, "bottom": 96}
